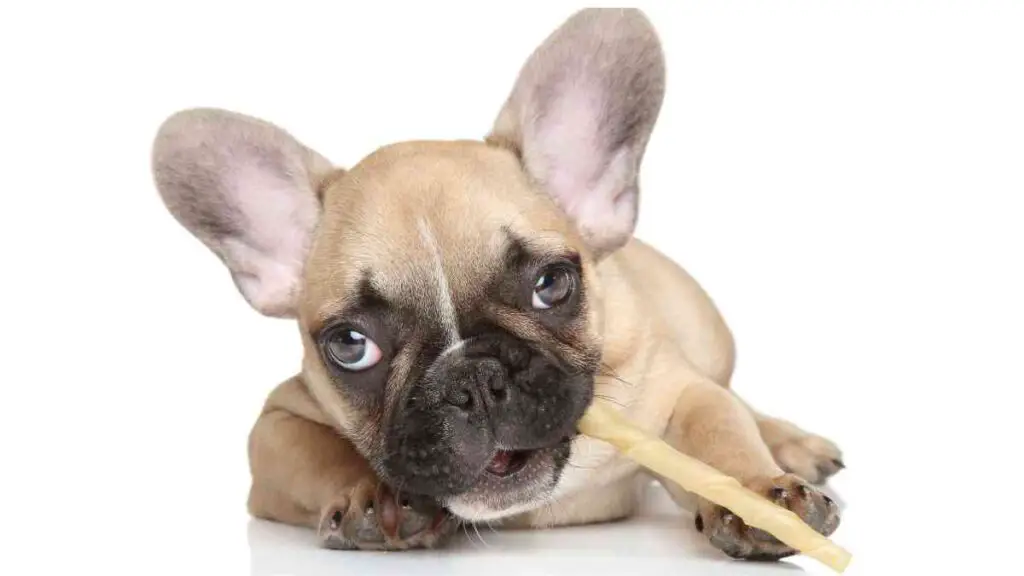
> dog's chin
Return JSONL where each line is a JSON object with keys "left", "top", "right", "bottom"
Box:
{"left": 442, "top": 439, "right": 572, "bottom": 522}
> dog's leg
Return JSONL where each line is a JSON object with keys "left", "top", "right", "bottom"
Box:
{"left": 751, "top": 411, "right": 845, "bottom": 485}
{"left": 246, "top": 378, "right": 456, "bottom": 551}
{"left": 688, "top": 325, "right": 845, "bottom": 486}
{"left": 659, "top": 372, "right": 840, "bottom": 561}
{"left": 723, "top": 394, "right": 845, "bottom": 485}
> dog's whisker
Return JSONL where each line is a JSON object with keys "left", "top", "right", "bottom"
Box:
{"left": 604, "top": 374, "right": 636, "bottom": 388}
{"left": 593, "top": 393, "right": 627, "bottom": 408}
{"left": 471, "top": 521, "right": 490, "bottom": 548}
{"left": 461, "top": 521, "right": 482, "bottom": 548}
{"left": 598, "top": 365, "right": 637, "bottom": 389}
{"left": 535, "top": 490, "right": 569, "bottom": 527}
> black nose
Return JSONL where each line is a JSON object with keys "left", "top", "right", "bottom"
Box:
{"left": 444, "top": 357, "right": 509, "bottom": 415}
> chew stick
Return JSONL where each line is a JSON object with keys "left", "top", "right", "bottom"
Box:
{"left": 577, "top": 400, "right": 852, "bottom": 573}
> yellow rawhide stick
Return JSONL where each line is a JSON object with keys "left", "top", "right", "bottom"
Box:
{"left": 577, "top": 400, "right": 852, "bottom": 573}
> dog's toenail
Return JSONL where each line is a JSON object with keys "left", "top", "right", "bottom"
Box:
{"left": 694, "top": 514, "right": 704, "bottom": 532}
{"left": 770, "top": 487, "right": 788, "bottom": 501}
{"left": 330, "top": 510, "right": 343, "bottom": 529}
{"left": 823, "top": 495, "right": 834, "bottom": 507}
{"left": 832, "top": 459, "right": 845, "bottom": 469}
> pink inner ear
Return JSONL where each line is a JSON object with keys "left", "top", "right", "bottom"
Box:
{"left": 523, "top": 86, "right": 637, "bottom": 252}
{"left": 218, "top": 165, "right": 320, "bottom": 317}
{"left": 528, "top": 86, "right": 606, "bottom": 216}
{"left": 222, "top": 237, "right": 302, "bottom": 318}
{"left": 570, "top": 147, "right": 636, "bottom": 249}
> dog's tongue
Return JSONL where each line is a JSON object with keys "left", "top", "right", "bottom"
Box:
{"left": 486, "top": 450, "right": 513, "bottom": 475}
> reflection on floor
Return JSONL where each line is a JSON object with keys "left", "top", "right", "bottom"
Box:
{"left": 247, "top": 481, "right": 846, "bottom": 576}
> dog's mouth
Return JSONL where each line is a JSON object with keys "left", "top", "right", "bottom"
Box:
{"left": 443, "top": 438, "right": 574, "bottom": 521}
{"left": 484, "top": 449, "right": 532, "bottom": 477}
{"left": 482, "top": 436, "right": 573, "bottom": 479}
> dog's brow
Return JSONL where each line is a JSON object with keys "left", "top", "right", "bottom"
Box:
{"left": 353, "top": 273, "right": 389, "bottom": 310}
{"left": 501, "top": 228, "right": 580, "bottom": 271}
{"left": 310, "top": 272, "right": 390, "bottom": 334}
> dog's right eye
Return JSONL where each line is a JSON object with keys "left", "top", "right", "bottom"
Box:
{"left": 325, "top": 329, "right": 382, "bottom": 372}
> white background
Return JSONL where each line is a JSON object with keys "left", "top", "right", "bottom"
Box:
{"left": 2, "top": 1, "right": 1022, "bottom": 575}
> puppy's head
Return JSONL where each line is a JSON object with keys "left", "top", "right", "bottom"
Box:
{"left": 151, "top": 8, "right": 664, "bottom": 521}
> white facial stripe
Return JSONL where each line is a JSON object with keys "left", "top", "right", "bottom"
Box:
{"left": 437, "top": 338, "right": 466, "bottom": 359}
{"left": 417, "top": 218, "right": 461, "bottom": 345}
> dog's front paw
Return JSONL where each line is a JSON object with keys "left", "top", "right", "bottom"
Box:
{"left": 317, "top": 478, "right": 456, "bottom": 551}
{"left": 694, "top": 474, "right": 840, "bottom": 561}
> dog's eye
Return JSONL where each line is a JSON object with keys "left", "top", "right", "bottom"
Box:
{"left": 532, "top": 268, "right": 575, "bottom": 309}
{"left": 325, "top": 329, "right": 382, "bottom": 371}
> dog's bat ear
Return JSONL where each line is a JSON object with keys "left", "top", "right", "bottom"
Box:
{"left": 150, "top": 108, "right": 336, "bottom": 318}
{"left": 487, "top": 8, "right": 665, "bottom": 257}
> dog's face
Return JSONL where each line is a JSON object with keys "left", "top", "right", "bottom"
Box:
{"left": 300, "top": 141, "right": 604, "bottom": 517}
{"left": 151, "top": 8, "right": 664, "bottom": 521}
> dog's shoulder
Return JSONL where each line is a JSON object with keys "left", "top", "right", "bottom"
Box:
{"left": 261, "top": 375, "right": 337, "bottom": 430}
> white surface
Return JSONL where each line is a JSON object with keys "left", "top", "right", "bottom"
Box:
{"left": 2, "top": 1, "right": 1023, "bottom": 575}
{"left": 241, "top": 483, "right": 827, "bottom": 576}
{"left": 246, "top": 482, "right": 850, "bottom": 576}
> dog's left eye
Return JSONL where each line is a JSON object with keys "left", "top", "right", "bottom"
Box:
{"left": 532, "top": 267, "right": 575, "bottom": 309}
{"left": 325, "top": 329, "right": 382, "bottom": 371}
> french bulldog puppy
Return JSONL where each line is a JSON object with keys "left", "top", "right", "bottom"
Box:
{"left": 150, "top": 8, "right": 843, "bottom": 561}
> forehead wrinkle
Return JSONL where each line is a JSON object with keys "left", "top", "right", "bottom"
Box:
{"left": 506, "top": 227, "right": 579, "bottom": 262}
{"left": 310, "top": 223, "right": 438, "bottom": 325}
{"left": 485, "top": 305, "right": 563, "bottom": 349}
{"left": 484, "top": 303, "right": 595, "bottom": 369}
{"left": 308, "top": 276, "right": 366, "bottom": 332}
{"left": 382, "top": 337, "right": 420, "bottom": 428}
